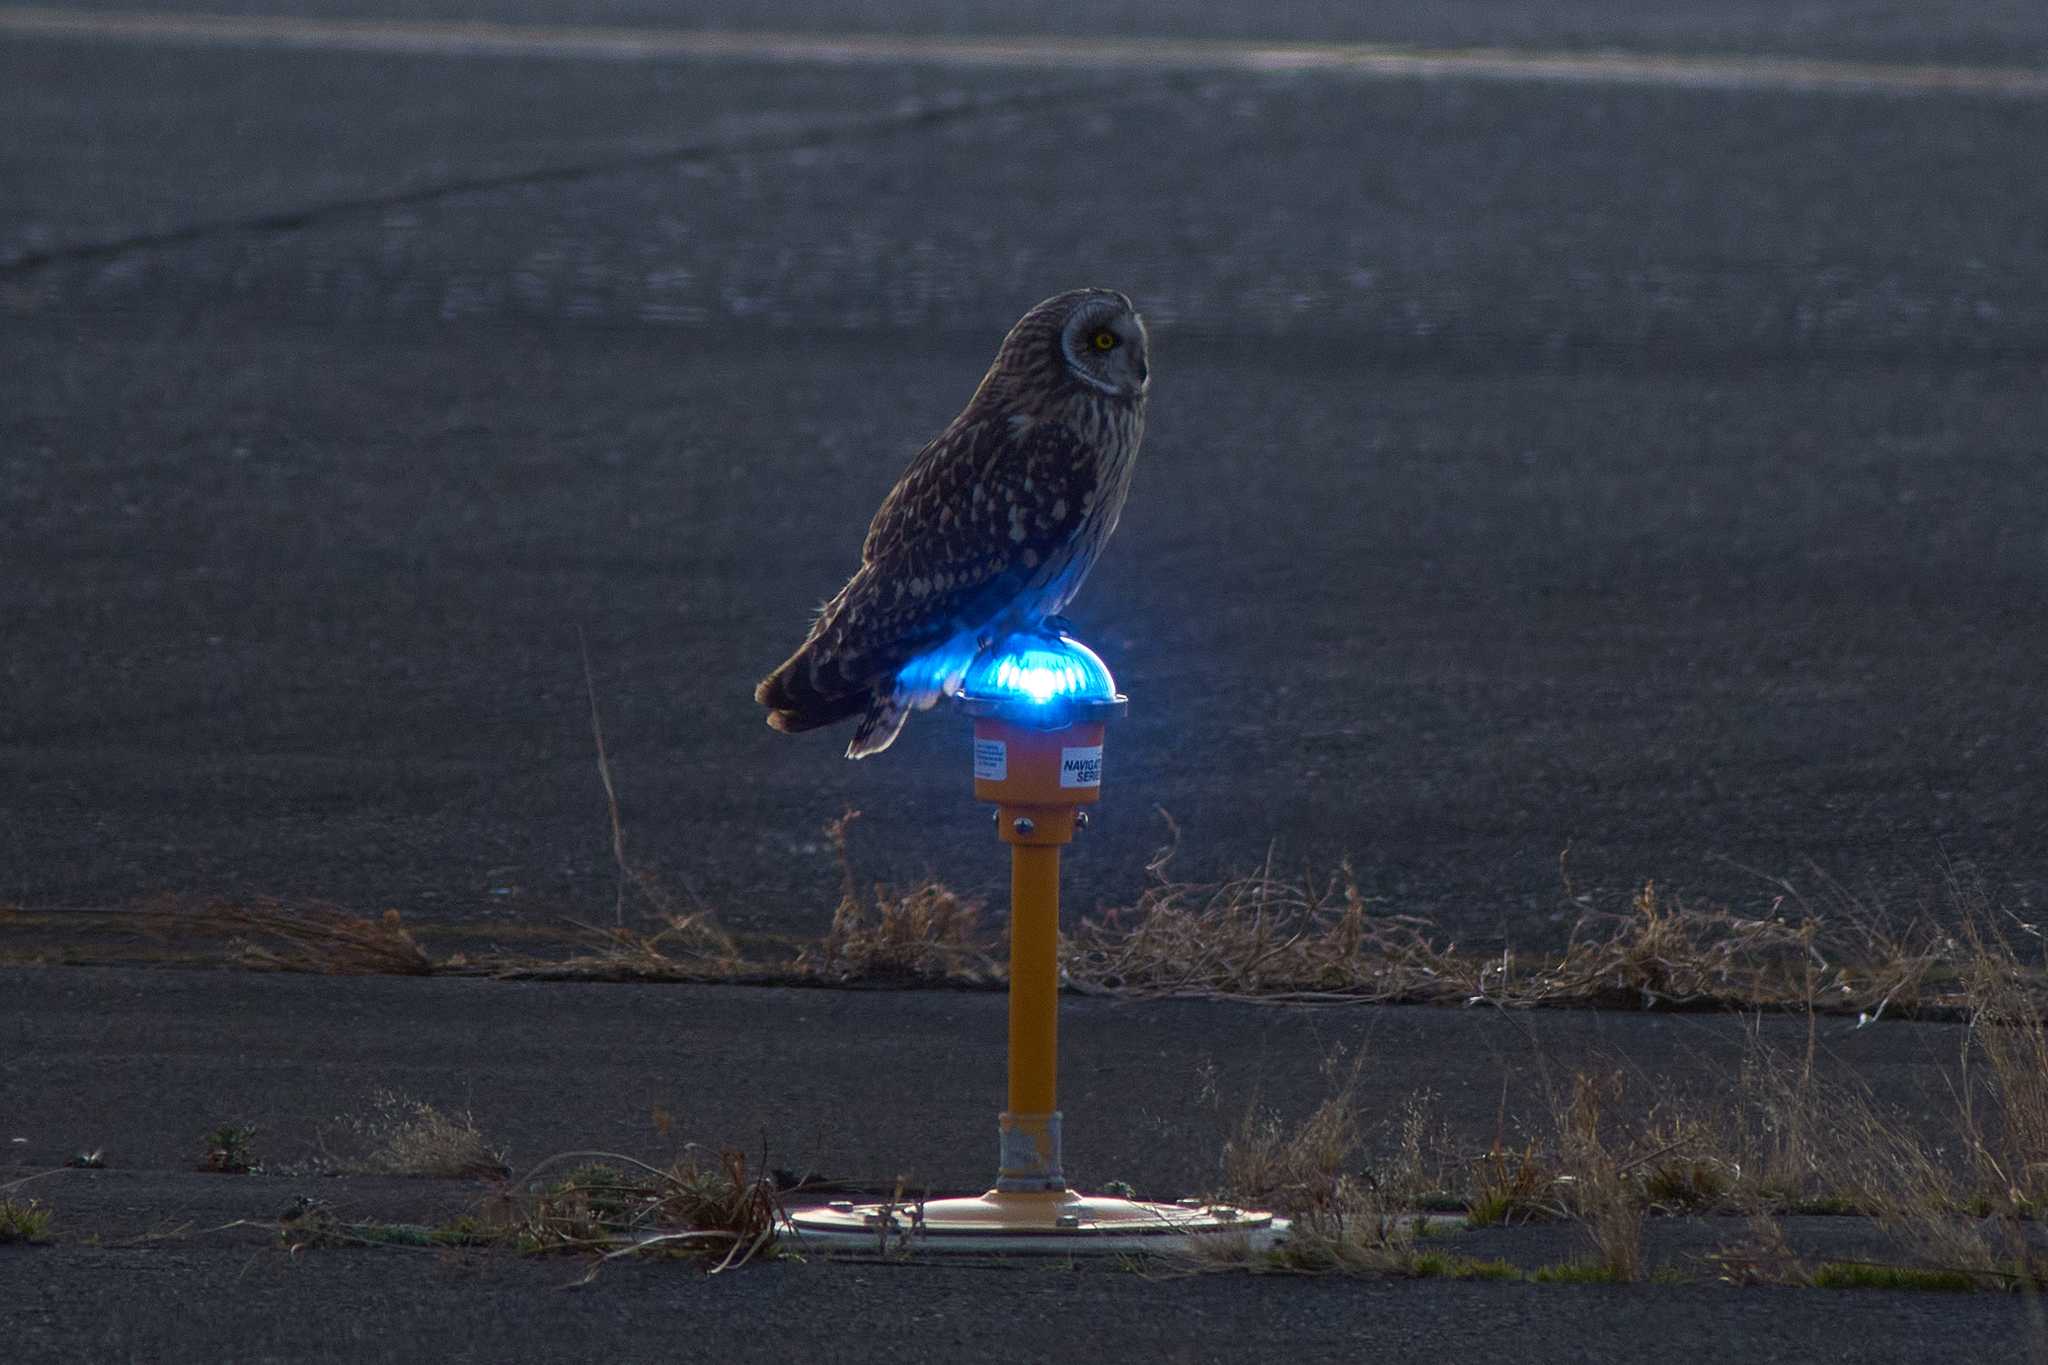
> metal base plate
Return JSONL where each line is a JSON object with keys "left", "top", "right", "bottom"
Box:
{"left": 782, "top": 1189, "right": 1280, "bottom": 1257}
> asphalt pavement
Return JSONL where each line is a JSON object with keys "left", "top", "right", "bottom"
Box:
{"left": 5, "top": 966, "right": 2042, "bottom": 1363}
{"left": 1, "top": 967, "right": 1979, "bottom": 1190}
{"left": 4, "top": 5, "right": 2047, "bottom": 1356}
{"left": 4, "top": 0, "right": 2045, "bottom": 947}
{"left": 11, "top": 1243, "right": 2031, "bottom": 1364}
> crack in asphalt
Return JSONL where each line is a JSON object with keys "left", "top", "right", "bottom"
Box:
{"left": 8, "top": 6, "right": 2045, "bottom": 274}
{"left": 0, "top": 78, "right": 1135, "bottom": 274}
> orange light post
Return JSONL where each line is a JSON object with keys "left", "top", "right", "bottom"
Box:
{"left": 963, "top": 650, "right": 1117, "bottom": 1195}
{"left": 783, "top": 630, "right": 1274, "bottom": 1254}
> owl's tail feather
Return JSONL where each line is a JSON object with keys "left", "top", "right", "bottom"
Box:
{"left": 846, "top": 695, "right": 911, "bottom": 759}
{"left": 755, "top": 649, "right": 869, "bottom": 735}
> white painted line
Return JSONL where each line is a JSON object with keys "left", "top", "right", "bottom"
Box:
{"left": 2, "top": 5, "right": 2045, "bottom": 99}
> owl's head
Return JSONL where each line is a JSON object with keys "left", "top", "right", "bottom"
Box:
{"left": 997, "top": 288, "right": 1149, "bottom": 402}
{"left": 1052, "top": 289, "right": 1149, "bottom": 400}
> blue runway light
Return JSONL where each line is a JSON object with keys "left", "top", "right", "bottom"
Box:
{"left": 957, "top": 629, "right": 1125, "bottom": 727}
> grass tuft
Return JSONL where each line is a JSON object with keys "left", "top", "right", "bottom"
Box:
{"left": 1556, "top": 1071, "right": 1644, "bottom": 1282}
{"left": 1638, "top": 1151, "right": 1734, "bottom": 1212}
{"left": 206, "top": 901, "right": 434, "bottom": 975}
{"left": 201, "top": 1123, "right": 261, "bottom": 1174}
{"left": 1464, "top": 1141, "right": 1554, "bottom": 1228}
{"left": 490, "top": 1146, "right": 779, "bottom": 1276}
{"left": 1531, "top": 1259, "right": 1631, "bottom": 1285}
{"left": 352, "top": 1091, "right": 508, "bottom": 1178}
{"left": 1212, "top": 1053, "right": 1435, "bottom": 1276}
{"left": 0, "top": 1198, "right": 54, "bottom": 1244}
{"left": 794, "top": 811, "right": 994, "bottom": 984}
{"left": 1401, "top": 1252, "right": 1522, "bottom": 1281}
{"left": 541, "top": 911, "right": 744, "bottom": 980}
{"left": 257, "top": 1144, "right": 779, "bottom": 1276}
{"left": 1809, "top": 1261, "right": 1981, "bottom": 1292}
{"left": 1955, "top": 905, "right": 2048, "bottom": 1215}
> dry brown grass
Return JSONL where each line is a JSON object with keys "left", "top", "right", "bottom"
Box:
{"left": 1502, "top": 1044, "right": 2040, "bottom": 1286}
{"left": 1672, "top": 877, "right": 2046, "bottom": 1289}
{"left": 349, "top": 1091, "right": 508, "bottom": 1179}
{"left": 1219, "top": 1080, "right": 1361, "bottom": 1216}
{"left": 522, "top": 911, "right": 746, "bottom": 981}
{"left": 135, "top": 1133, "right": 778, "bottom": 1276}
{"left": 792, "top": 811, "right": 996, "bottom": 984}
{"left": 196, "top": 900, "right": 435, "bottom": 975}
{"left": 1957, "top": 913, "right": 2048, "bottom": 1218}
{"left": 1193, "top": 888, "right": 2046, "bottom": 1288}
{"left": 1464, "top": 1138, "right": 1555, "bottom": 1226}
{"left": 487, "top": 1146, "right": 780, "bottom": 1277}
{"left": 1062, "top": 833, "right": 2007, "bottom": 1018}
{"left": 1203, "top": 1067, "right": 1666, "bottom": 1281}
{"left": 1211, "top": 1055, "right": 1425, "bottom": 1274}
{"left": 1063, "top": 827, "right": 1443, "bottom": 1002}
{"left": 1706, "top": 1212, "right": 1809, "bottom": 1286}
{"left": 14, "top": 815, "right": 2040, "bottom": 1027}
{"left": 1554, "top": 1072, "right": 1645, "bottom": 1280}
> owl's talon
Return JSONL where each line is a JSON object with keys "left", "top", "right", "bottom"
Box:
{"left": 1040, "top": 615, "right": 1076, "bottom": 638}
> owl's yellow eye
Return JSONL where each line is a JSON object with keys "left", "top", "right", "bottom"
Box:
{"left": 1090, "top": 330, "right": 1118, "bottom": 351}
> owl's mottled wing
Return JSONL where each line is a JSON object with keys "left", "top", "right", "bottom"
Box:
{"left": 826, "top": 416, "right": 1102, "bottom": 676}
{"left": 755, "top": 416, "right": 1103, "bottom": 740}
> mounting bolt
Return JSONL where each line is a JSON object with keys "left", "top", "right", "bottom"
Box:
{"left": 1074, "top": 810, "right": 1090, "bottom": 830}
{"left": 1012, "top": 816, "right": 1035, "bottom": 836}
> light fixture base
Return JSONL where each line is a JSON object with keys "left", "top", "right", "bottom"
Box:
{"left": 781, "top": 1188, "right": 1281, "bottom": 1257}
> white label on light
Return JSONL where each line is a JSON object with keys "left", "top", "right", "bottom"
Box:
{"left": 973, "top": 739, "right": 1007, "bottom": 781}
{"left": 1058, "top": 745, "right": 1103, "bottom": 788}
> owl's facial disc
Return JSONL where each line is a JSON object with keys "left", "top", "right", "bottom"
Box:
{"left": 1059, "top": 299, "right": 1150, "bottom": 399}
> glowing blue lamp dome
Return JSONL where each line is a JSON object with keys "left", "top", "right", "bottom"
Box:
{"left": 956, "top": 628, "right": 1126, "bottom": 726}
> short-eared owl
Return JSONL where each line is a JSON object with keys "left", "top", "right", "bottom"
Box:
{"left": 756, "top": 288, "right": 1150, "bottom": 757}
